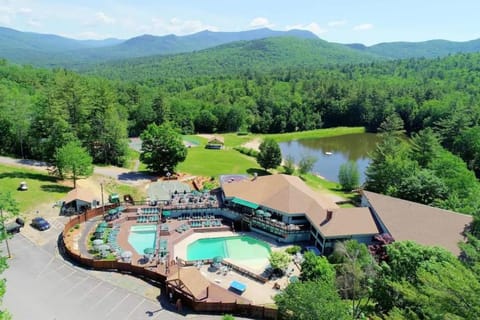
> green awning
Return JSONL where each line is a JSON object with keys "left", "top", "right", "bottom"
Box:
{"left": 232, "top": 197, "right": 258, "bottom": 209}
{"left": 162, "top": 211, "right": 171, "bottom": 217}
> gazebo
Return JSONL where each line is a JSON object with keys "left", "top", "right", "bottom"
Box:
{"left": 205, "top": 136, "right": 224, "bottom": 149}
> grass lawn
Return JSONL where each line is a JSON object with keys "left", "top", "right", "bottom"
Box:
{"left": 264, "top": 127, "right": 365, "bottom": 143}
{"left": 0, "top": 164, "right": 71, "bottom": 212}
{"left": 299, "top": 173, "right": 359, "bottom": 203}
{"left": 177, "top": 146, "right": 260, "bottom": 177}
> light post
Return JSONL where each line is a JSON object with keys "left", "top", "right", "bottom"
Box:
{"left": 100, "top": 182, "right": 105, "bottom": 216}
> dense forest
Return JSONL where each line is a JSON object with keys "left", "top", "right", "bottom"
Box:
{"left": 2, "top": 52, "right": 480, "bottom": 166}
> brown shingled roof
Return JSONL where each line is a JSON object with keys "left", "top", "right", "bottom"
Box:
{"left": 64, "top": 187, "right": 97, "bottom": 204}
{"left": 362, "top": 190, "right": 473, "bottom": 255}
{"left": 167, "top": 267, "right": 210, "bottom": 300}
{"left": 223, "top": 174, "right": 379, "bottom": 238}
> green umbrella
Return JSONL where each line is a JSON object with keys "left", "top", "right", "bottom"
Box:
{"left": 263, "top": 211, "right": 271, "bottom": 218}
{"left": 255, "top": 209, "right": 265, "bottom": 216}
{"left": 95, "top": 226, "right": 106, "bottom": 233}
{"left": 117, "top": 206, "right": 125, "bottom": 212}
{"left": 162, "top": 211, "right": 171, "bottom": 217}
{"left": 143, "top": 247, "right": 155, "bottom": 255}
{"left": 289, "top": 275, "right": 299, "bottom": 283}
{"left": 98, "top": 222, "right": 108, "bottom": 228}
{"left": 108, "top": 208, "right": 118, "bottom": 215}
{"left": 213, "top": 256, "right": 223, "bottom": 263}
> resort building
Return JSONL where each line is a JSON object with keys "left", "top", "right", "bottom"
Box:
{"left": 220, "top": 174, "right": 379, "bottom": 254}
{"left": 361, "top": 190, "right": 473, "bottom": 256}
{"left": 220, "top": 174, "right": 473, "bottom": 256}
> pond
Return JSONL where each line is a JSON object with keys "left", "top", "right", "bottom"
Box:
{"left": 279, "top": 133, "right": 381, "bottom": 183}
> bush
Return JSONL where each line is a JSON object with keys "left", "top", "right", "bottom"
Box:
{"left": 236, "top": 131, "right": 249, "bottom": 136}
{"left": 234, "top": 146, "right": 259, "bottom": 158}
{"left": 286, "top": 245, "right": 301, "bottom": 255}
{"left": 74, "top": 223, "right": 80, "bottom": 229}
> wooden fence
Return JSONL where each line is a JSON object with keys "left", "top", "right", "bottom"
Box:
{"left": 61, "top": 206, "right": 278, "bottom": 319}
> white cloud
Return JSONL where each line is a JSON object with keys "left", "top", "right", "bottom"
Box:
{"left": 286, "top": 22, "right": 327, "bottom": 36}
{"left": 148, "top": 17, "right": 218, "bottom": 35}
{"left": 94, "top": 11, "right": 115, "bottom": 25}
{"left": 328, "top": 19, "right": 347, "bottom": 27}
{"left": 0, "top": 14, "right": 11, "bottom": 25}
{"left": 17, "top": 7, "right": 31, "bottom": 15}
{"left": 27, "top": 18, "right": 41, "bottom": 27}
{"left": 249, "top": 17, "right": 274, "bottom": 28}
{"left": 353, "top": 23, "right": 373, "bottom": 31}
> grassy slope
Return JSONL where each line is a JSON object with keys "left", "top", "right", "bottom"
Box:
{"left": 175, "top": 127, "right": 365, "bottom": 201}
{"left": 0, "top": 164, "right": 70, "bottom": 212}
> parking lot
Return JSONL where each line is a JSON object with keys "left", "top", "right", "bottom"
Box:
{"left": 2, "top": 231, "right": 243, "bottom": 320}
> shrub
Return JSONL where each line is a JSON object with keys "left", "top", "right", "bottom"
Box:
{"left": 286, "top": 245, "right": 301, "bottom": 255}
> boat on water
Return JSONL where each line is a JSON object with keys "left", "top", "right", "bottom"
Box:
{"left": 324, "top": 151, "right": 333, "bottom": 155}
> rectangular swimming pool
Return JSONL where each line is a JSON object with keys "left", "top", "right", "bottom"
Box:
{"left": 128, "top": 225, "right": 157, "bottom": 255}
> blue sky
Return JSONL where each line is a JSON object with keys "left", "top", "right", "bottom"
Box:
{"left": 1, "top": 0, "right": 479, "bottom": 45}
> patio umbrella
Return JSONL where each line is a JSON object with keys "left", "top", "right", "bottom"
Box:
{"left": 121, "top": 251, "right": 132, "bottom": 258}
{"left": 98, "top": 244, "right": 110, "bottom": 252}
{"left": 213, "top": 256, "right": 223, "bottom": 263}
{"left": 263, "top": 211, "right": 271, "bottom": 218}
{"left": 98, "top": 222, "right": 108, "bottom": 228}
{"left": 108, "top": 208, "right": 118, "bottom": 215}
{"left": 162, "top": 211, "right": 171, "bottom": 217}
{"left": 255, "top": 209, "right": 265, "bottom": 216}
{"left": 117, "top": 206, "right": 125, "bottom": 212}
{"left": 289, "top": 275, "right": 299, "bottom": 283}
{"left": 143, "top": 247, "right": 155, "bottom": 255}
{"left": 92, "top": 239, "right": 104, "bottom": 248}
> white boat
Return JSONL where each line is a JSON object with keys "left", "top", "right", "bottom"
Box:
{"left": 324, "top": 151, "right": 333, "bottom": 155}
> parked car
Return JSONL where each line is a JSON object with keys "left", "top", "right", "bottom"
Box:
{"left": 31, "top": 217, "right": 50, "bottom": 231}
{"left": 3, "top": 217, "right": 25, "bottom": 234}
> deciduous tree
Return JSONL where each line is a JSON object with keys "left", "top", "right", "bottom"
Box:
{"left": 140, "top": 123, "right": 187, "bottom": 174}
{"left": 338, "top": 161, "right": 360, "bottom": 191}
{"left": 54, "top": 140, "right": 93, "bottom": 189}
{"left": 274, "top": 280, "right": 349, "bottom": 320}
{"left": 257, "top": 138, "right": 282, "bottom": 171}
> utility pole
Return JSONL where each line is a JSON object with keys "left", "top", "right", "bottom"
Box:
{"left": 0, "top": 209, "right": 11, "bottom": 258}
{"left": 100, "top": 182, "right": 105, "bottom": 216}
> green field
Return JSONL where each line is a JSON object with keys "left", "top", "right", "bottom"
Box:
{"left": 0, "top": 164, "right": 70, "bottom": 212}
{"left": 177, "top": 146, "right": 260, "bottom": 177}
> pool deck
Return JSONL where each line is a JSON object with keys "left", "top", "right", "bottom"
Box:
{"left": 82, "top": 207, "right": 301, "bottom": 305}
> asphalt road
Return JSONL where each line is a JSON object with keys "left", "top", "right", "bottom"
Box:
{"left": 2, "top": 233, "right": 239, "bottom": 320}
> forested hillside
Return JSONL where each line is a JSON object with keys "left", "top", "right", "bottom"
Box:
{"left": 82, "top": 37, "right": 381, "bottom": 81}
{"left": 353, "top": 38, "right": 480, "bottom": 59}
{"left": 2, "top": 52, "right": 480, "bottom": 175}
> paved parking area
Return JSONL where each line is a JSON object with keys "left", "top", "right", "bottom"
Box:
{"left": 2, "top": 234, "right": 245, "bottom": 320}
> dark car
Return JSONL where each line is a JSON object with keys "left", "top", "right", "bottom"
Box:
{"left": 31, "top": 217, "right": 51, "bottom": 231}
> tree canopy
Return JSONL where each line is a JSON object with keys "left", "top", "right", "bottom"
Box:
{"left": 257, "top": 138, "right": 282, "bottom": 171}
{"left": 140, "top": 123, "right": 187, "bottom": 174}
{"left": 54, "top": 140, "right": 93, "bottom": 189}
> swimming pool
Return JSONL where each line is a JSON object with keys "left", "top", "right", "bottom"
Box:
{"left": 187, "top": 236, "right": 271, "bottom": 262}
{"left": 128, "top": 225, "right": 157, "bottom": 255}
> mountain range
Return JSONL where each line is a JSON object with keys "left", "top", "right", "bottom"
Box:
{"left": 1, "top": 26, "right": 480, "bottom": 75}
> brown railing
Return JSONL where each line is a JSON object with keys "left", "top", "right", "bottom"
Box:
{"left": 61, "top": 206, "right": 277, "bottom": 319}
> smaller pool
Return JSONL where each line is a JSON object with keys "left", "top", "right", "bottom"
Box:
{"left": 187, "top": 236, "right": 271, "bottom": 262}
{"left": 128, "top": 225, "right": 157, "bottom": 255}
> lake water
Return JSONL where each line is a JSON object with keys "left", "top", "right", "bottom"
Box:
{"left": 279, "top": 133, "right": 381, "bottom": 183}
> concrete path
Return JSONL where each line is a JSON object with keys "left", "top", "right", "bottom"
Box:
{"left": 2, "top": 234, "right": 250, "bottom": 320}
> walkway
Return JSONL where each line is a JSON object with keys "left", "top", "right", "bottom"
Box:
{"left": 3, "top": 234, "right": 251, "bottom": 320}
{"left": 78, "top": 216, "right": 103, "bottom": 258}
